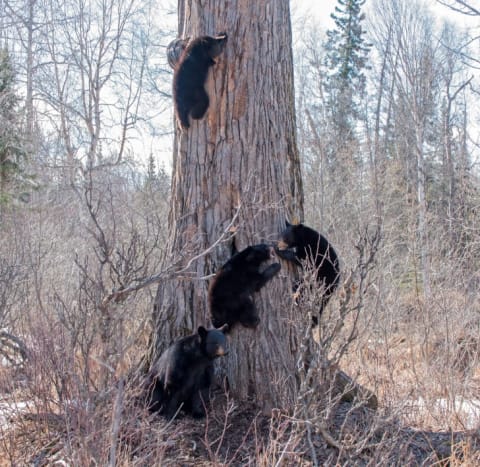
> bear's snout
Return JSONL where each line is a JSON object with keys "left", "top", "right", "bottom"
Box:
{"left": 277, "top": 240, "right": 289, "bottom": 251}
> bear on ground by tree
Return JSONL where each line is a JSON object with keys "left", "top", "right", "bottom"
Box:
{"left": 276, "top": 221, "right": 340, "bottom": 324}
{"left": 173, "top": 33, "right": 228, "bottom": 129}
{"left": 148, "top": 324, "right": 228, "bottom": 419}
{"left": 208, "top": 244, "right": 281, "bottom": 331}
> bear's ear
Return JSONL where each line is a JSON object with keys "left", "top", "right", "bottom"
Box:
{"left": 230, "top": 238, "right": 238, "bottom": 257}
{"left": 215, "top": 32, "right": 228, "bottom": 41}
{"left": 218, "top": 323, "right": 229, "bottom": 334}
{"left": 166, "top": 37, "right": 189, "bottom": 69}
{"left": 285, "top": 219, "right": 291, "bottom": 227}
{"left": 197, "top": 326, "right": 208, "bottom": 340}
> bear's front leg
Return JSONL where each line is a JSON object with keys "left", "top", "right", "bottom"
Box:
{"left": 189, "top": 389, "right": 208, "bottom": 418}
{"left": 163, "top": 391, "right": 184, "bottom": 420}
{"left": 147, "top": 379, "right": 165, "bottom": 413}
{"left": 255, "top": 263, "right": 281, "bottom": 291}
{"left": 275, "top": 247, "right": 300, "bottom": 265}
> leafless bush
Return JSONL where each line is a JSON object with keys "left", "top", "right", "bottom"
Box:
{"left": 0, "top": 215, "right": 29, "bottom": 369}
{"left": 244, "top": 221, "right": 480, "bottom": 465}
{"left": 342, "top": 205, "right": 480, "bottom": 430}
{"left": 1, "top": 159, "right": 479, "bottom": 464}
{"left": 269, "top": 224, "right": 382, "bottom": 462}
{"left": 0, "top": 161, "right": 175, "bottom": 462}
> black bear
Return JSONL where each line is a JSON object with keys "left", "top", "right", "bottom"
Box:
{"left": 209, "top": 244, "right": 281, "bottom": 331}
{"left": 276, "top": 221, "right": 340, "bottom": 324}
{"left": 173, "top": 33, "right": 228, "bottom": 129}
{"left": 148, "top": 324, "right": 228, "bottom": 419}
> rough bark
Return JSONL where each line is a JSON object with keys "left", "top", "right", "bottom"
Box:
{"left": 152, "top": 0, "right": 303, "bottom": 410}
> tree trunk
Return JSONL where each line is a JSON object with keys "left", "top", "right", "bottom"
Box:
{"left": 152, "top": 0, "right": 303, "bottom": 411}
{"left": 25, "top": 0, "right": 35, "bottom": 141}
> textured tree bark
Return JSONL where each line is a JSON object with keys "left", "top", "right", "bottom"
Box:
{"left": 152, "top": 0, "right": 303, "bottom": 410}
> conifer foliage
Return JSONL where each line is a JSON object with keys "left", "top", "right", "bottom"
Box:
{"left": 0, "top": 48, "right": 27, "bottom": 203}
{"left": 324, "top": 0, "right": 371, "bottom": 142}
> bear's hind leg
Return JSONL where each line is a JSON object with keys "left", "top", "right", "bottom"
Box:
{"left": 176, "top": 103, "right": 190, "bottom": 129}
{"left": 238, "top": 297, "right": 260, "bottom": 329}
{"left": 163, "top": 391, "right": 184, "bottom": 420}
{"left": 190, "top": 89, "right": 209, "bottom": 120}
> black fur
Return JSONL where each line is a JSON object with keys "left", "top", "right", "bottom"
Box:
{"left": 173, "top": 33, "right": 227, "bottom": 129}
{"left": 276, "top": 222, "right": 340, "bottom": 323}
{"left": 209, "top": 244, "right": 281, "bottom": 331}
{"left": 148, "top": 325, "right": 228, "bottom": 419}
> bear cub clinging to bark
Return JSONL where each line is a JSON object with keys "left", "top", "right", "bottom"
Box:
{"left": 276, "top": 221, "right": 340, "bottom": 324}
{"left": 173, "top": 33, "right": 228, "bottom": 129}
{"left": 209, "top": 244, "right": 281, "bottom": 331}
{"left": 148, "top": 324, "right": 228, "bottom": 419}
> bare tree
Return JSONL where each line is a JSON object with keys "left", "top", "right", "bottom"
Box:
{"left": 152, "top": 0, "right": 303, "bottom": 410}
{"left": 437, "top": 24, "right": 473, "bottom": 246}
{"left": 436, "top": 0, "right": 480, "bottom": 16}
{"left": 3, "top": 0, "right": 167, "bottom": 186}
{"left": 367, "top": 0, "right": 442, "bottom": 302}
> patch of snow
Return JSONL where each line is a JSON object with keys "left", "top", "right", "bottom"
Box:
{"left": 405, "top": 396, "right": 480, "bottom": 430}
{"left": 0, "top": 400, "right": 30, "bottom": 429}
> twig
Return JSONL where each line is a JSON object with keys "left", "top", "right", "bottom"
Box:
{"left": 317, "top": 421, "right": 344, "bottom": 452}
{"left": 108, "top": 376, "right": 124, "bottom": 467}
{"left": 306, "top": 423, "right": 319, "bottom": 466}
{"left": 100, "top": 204, "right": 242, "bottom": 308}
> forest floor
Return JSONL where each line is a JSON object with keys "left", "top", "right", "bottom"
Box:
{"left": 1, "top": 308, "right": 480, "bottom": 465}
{"left": 138, "top": 393, "right": 480, "bottom": 466}
{"left": 1, "top": 377, "right": 479, "bottom": 466}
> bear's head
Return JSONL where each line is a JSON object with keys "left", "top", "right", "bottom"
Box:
{"left": 188, "top": 33, "right": 228, "bottom": 62}
{"left": 243, "top": 243, "right": 276, "bottom": 266}
{"left": 198, "top": 325, "right": 229, "bottom": 359}
{"left": 205, "top": 32, "right": 228, "bottom": 59}
{"left": 278, "top": 220, "right": 304, "bottom": 250}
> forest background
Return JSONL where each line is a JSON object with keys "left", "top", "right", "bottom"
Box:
{"left": 1, "top": 0, "right": 480, "bottom": 464}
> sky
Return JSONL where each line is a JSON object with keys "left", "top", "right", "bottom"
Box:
{"left": 151, "top": 0, "right": 479, "bottom": 170}
{"left": 291, "top": 0, "right": 480, "bottom": 29}
{"left": 291, "top": 0, "right": 337, "bottom": 28}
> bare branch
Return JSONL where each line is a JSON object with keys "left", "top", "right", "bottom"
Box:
{"left": 436, "top": 0, "right": 480, "bottom": 16}
{"left": 100, "top": 204, "right": 242, "bottom": 308}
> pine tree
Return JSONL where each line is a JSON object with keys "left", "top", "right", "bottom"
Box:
{"left": 0, "top": 48, "right": 27, "bottom": 203}
{"left": 324, "top": 0, "right": 371, "bottom": 148}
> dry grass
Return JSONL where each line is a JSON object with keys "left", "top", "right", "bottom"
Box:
{"left": 1, "top": 172, "right": 480, "bottom": 465}
{"left": 2, "top": 275, "right": 479, "bottom": 465}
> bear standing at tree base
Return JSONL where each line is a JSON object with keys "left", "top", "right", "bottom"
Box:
{"left": 147, "top": 325, "right": 228, "bottom": 419}
{"left": 173, "top": 33, "right": 228, "bottom": 129}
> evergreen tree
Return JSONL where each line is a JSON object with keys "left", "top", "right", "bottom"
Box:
{"left": 324, "top": 0, "right": 371, "bottom": 149}
{"left": 0, "top": 48, "right": 27, "bottom": 203}
{"left": 144, "top": 153, "right": 170, "bottom": 195}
